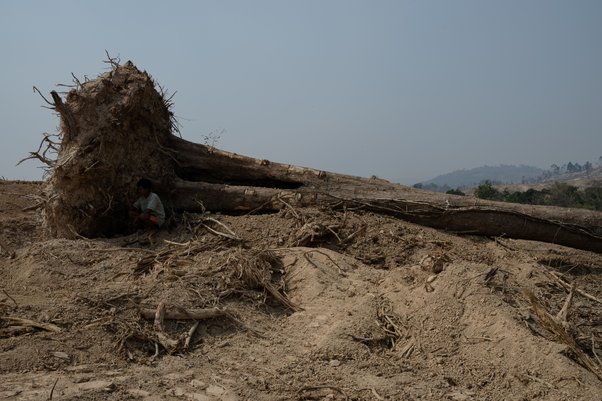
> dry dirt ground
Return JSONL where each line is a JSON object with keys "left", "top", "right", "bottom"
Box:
{"left": 1, "top": 180, "right": 602, "bottom": 401}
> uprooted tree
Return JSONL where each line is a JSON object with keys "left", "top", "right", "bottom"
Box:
{"left": 29, "top": 59, "right": 602, "bottom": 253}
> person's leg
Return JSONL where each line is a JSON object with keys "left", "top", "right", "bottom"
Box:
{"left": 129, "top": 210, "right": 145, "bottom": 231}
{"left": 136, "top": 215, "right": 159, "bottom": 245}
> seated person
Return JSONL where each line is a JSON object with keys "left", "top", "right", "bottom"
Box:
{"left": 126, "top": 178, "right": 165, "bottom": 229}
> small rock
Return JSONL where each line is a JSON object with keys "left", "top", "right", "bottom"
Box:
{"left": 329, "top": 359, "right": 341, "bottom": 367}
{"left": 165, "top": 371, "right": 194, "bottom": 381}
{"left": 73, "top": 375, "right": 92, "bottom": 383}
{"left": 52, "top": 351, "right": 70, "bottom": 360}
{"left": 64, "top": 365, "right": 95, "bottom": 373}
{"left": 190, "top": 393, "right": 212, "bottom": 401}
{"left": 432, "top": 260, "right": 444, "bottom": 274}
{"left": 190, "top": 379, "right": 208, "bottom": 389}
{"left": 127, "top": 388, "right": 151, "bottom": 397}
{"left": 103, "top": 383, "right": 117, "bottom": 392}
{"left": 174, "top": 387, "right": 187, "bottom": 396}
{"left": 77, "top": 380, "right": 114, "bottom": 392}
{"left": 206, "top": 384, "right": 226, "bottom": 397}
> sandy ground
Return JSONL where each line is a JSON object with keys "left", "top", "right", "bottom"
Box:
{"left": 1, "top": 180, "right": 601, "bottom": 401}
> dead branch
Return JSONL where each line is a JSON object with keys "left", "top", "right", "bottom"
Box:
{"left": 341, "top": 224, "right": 366, "bottom": 244}
{"left": 376, "top": 296, "right": 403, "bottom": 349}
{"left": 304, "top": 249, "right": 346, "bottom": 276}
{"left": 89, "top": 246, "right": 157, "bottom": 254}
{"left": 103, "top": 50, "right": 120, "bottom": 69}
{"left": 1, "top": 289, "right": 17, "bottom": 307}
{"left": 1, "top": 316, "right": 62, "bottom": 333}
{"left": 278, "top": 195, "right": 302, "bottom": 221}
{"left": 22, "top": 202, "right": 43, "bottom": 212}
{"left": 184, "top": 321, "right": 200, "bottom": 350}
{"left": 50, "top": 90, "right": 77, "bottom": 140}
{"left": 525, "top": 290, "right": 602, "bottom": 381}
{"left": 71, "top": 72, "right": 82, "bottom": 87}
{"left": 546, "top": 271, "right": 602, "bottom": 306}
{"left": 152, "top": 301, "right": 178, "bottom": 352}
{"left": 201, "top": 217, "right": 241, "bottom": 241}
{"left": 153, "top": 301, "right": 166, "bottom": 331}
{"left": 297, "top": 385, "right": 349, "bottom": 401}
{"left": 32, "top": 86, "right": 55, "bottom": 106}
{"left": 556, "top": 282, "right": 576, "bottom": 327}
{"left": 141, "top": 306, "right": 233, "bottom": 321}
{"left": 164, "top": 239, "right": 191, "bottom": 247}
{"left": 16, "top": 132, "right": 59, "bottom": 168}
{"left": 48, "top": 377, "right": 59, "bottom": 401}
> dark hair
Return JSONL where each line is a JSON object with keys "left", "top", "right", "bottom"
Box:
{"left": 137, "top": 178, "right": 152, "bottom": 189}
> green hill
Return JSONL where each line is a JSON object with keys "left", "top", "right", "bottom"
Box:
{"left": 418, "top": 165, "right": 544, "bottom": 191}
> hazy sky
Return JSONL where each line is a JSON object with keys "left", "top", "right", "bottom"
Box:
{"left": 1, "top": 1, "right": 601, "bottom": 184}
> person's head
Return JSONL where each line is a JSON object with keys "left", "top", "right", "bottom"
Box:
{"left": 136, "top": 178, "right": 152, "bottom": 196}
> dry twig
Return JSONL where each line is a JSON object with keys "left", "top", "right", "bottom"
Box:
{"left": 1, "top": 289, "right": 17, "bottom": 307}
{"left": 526, "top": 289, "right": 602, "bottom": 381}
{"left": 546, "top": 270, "right": 602, "bottom": 306}
{"left": 1, "top": 316, "right": 62, "bottom": 333}
{"left": 141, "top": 306, "right": 233, "bottom": 321}
{"left": 184, "top": 321, "right": 200, "bottom": 350}
{"left": 47, "top": 377, "right": 59, "bottom": 401}
{"left": 297, "top": 385, "right": 349, "bottom": 401}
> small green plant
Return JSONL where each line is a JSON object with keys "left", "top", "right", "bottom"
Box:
{"left": 446, "top": 188, "right": 465, "bottom": 196}
{"left": 474, "top": 181, "right": 502, "bottom": 201}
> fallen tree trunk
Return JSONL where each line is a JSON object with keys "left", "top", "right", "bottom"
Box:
{"left": 166, "top": 143, "right": 602, "bottom": 253}
{"left": 38, "top": 60, "right": 602, "bottom": 253}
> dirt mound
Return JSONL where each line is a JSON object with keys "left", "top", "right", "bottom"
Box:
{"left": 1, "top": 181, "right": 602, "bottom": 400}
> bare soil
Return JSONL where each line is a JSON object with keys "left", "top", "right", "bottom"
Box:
{"left": 1, "top": 180, "right": 601, "bottom": 401}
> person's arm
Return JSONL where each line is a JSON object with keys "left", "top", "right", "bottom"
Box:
{"left": 124, "top": 193, "right": 138, "bottom": 211}
{"left": 134, "top": 199, "right": 143, "bottom": 211}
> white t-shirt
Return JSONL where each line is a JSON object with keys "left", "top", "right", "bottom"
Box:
{"left": 134, "top": 192, "right": 165, "bottom": 226}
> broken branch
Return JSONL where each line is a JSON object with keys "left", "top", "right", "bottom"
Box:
{"left": 141, "top": 306, "right": 233, "bottom": 321}
{"left": 1, "top": 316, "right": 62, "bottom": 332}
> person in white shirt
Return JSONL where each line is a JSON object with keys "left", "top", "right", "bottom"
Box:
{"left": 126, "top": 178, "right": 165, "bottom": 228}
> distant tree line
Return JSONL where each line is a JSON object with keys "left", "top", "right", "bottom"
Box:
{"left": 473, "top": 181, "right": 602, "bottom": 211}
{"left": 414, "top": 157, "right": 602, "bottom": 192}
{"left": 527, "top": 157, "right": 602, "bottom": 184}
{"left": 413, "top": 182, "right": 453, "bottom": 192}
